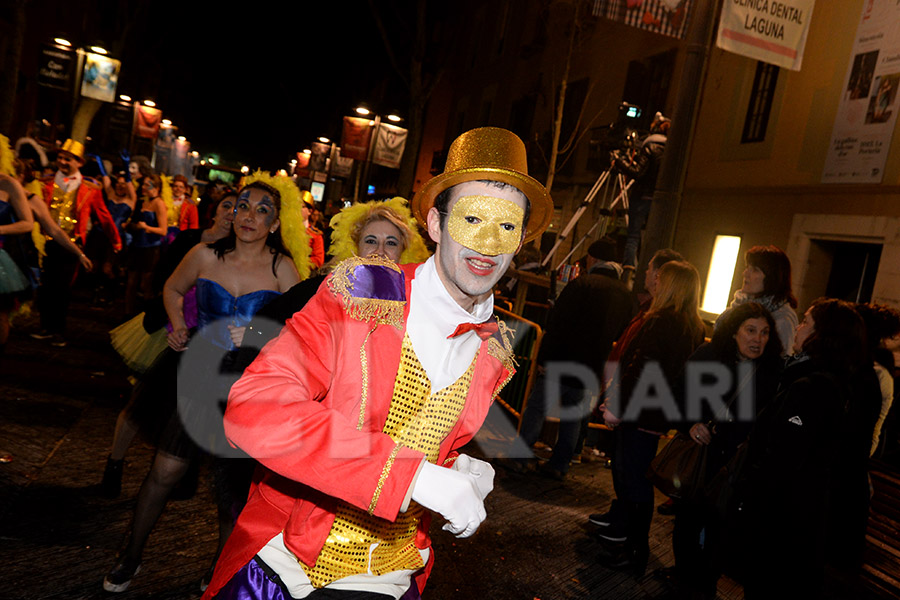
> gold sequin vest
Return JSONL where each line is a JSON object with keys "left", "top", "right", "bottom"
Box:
{"left": 301, "top": 333, "right": 477, "bottom": 587}
{"left": 47, "top": 183, "right": 78, "bottom": 242}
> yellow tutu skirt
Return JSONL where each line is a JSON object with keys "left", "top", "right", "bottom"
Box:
{"left": 110, "top": 312, "right": 169, "bottom": 374}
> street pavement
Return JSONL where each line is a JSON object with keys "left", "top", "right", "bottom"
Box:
{"left": 0, "top": 285, "right": 746, "bottom": 600}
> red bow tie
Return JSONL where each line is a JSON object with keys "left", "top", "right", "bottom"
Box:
{"left": 448, "top": 320, "right": 498, "bottom": 340}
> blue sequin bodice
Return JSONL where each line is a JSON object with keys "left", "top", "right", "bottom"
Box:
{"left": 195, "top": 278, "right": 280, "bottom": 350}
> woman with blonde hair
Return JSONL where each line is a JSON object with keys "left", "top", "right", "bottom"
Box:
{"left": 597, "top": 260, "right": 706, "bottom": 577}
{"left": 231, "top": 196, "right": 430, "bottom": 371}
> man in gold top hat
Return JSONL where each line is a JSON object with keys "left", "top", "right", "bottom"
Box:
{"left": 30, "top": 139, "right": 122, "bottom": 347}
{"left": 198, "top": 127, "right": 552, "bottom": 600}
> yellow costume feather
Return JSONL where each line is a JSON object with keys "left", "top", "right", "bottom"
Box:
{"left": 160, "top": 174, "right": 178, "bottom": 226}
{"left": 240, "top": 170, "right": 313, "bottom": 280}
{"left": 328, "top": 196, "right": 430, "bottom": 265}
{"left": 0, "top": 134, "right": 15, "bottom": 177}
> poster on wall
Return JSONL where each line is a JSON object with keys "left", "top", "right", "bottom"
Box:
{"left": 715, "top": 0, "right": 815, "bottom": 71}
{"left": 822, "top": 0, "right": 900, "bottom": 184}
{"left": 80, "top": 52, "right": 121, "bottom": 103}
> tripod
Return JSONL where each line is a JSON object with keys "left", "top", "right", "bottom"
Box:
{"left": 542, "top": 167, "right": 633, "bottom": 271}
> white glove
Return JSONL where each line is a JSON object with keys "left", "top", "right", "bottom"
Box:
{"left": 411, "top": 461, "right": 486, "bottom": 538}
{"left": 451, "top": 454, "right": 495, "bottom": 501}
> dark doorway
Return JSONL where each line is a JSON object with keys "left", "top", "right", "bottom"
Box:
{"left": 810, "top": 239, "right": 882, "bottom": 304}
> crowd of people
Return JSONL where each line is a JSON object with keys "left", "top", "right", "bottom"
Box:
{"left": 500, "top": 239, "right": 899, "bottom": 599}
{"left": 0, "top": 127, "right": 898, "bottom": 600}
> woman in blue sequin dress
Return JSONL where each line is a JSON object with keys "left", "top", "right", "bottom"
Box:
{"left": 104, "top": 177, "right": 302, "bottom": 593}
{"left": 0, "top": 175, "right": 36, "bottom": 360}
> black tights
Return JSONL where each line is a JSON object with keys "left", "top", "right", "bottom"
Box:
{"left": 122, "top": 451, "right": 253, "bottom": 570}
{"left": 122, "top": 450, "right": 190, "bottom": 562}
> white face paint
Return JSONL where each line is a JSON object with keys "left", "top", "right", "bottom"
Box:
{"left": 427, "top": 181, "right": 527, "bottom": 310}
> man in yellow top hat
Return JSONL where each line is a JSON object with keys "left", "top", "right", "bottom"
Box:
{"left": 30, "top": 139, "right": 122, "bottom": 347}
{"left": 196, "top": 127, "right": 552, "bottom": 600}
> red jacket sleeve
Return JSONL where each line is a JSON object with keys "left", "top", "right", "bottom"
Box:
{"left": 224, "top": 283, "right": 424, "bottom": 521}
{"left": 89, "top": 186, "right": 122, "bottom": 250}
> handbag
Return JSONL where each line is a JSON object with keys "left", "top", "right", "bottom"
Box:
{"left": 702, "top": 438, "right": 751, "bottom": 519}
{"left": 647, "top": 361, "right": 759, "bottom": 501}
{"left": 646, "top": 430, "right": 708, "bottom": 500}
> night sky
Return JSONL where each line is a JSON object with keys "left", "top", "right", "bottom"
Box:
{"left": 94, "top": 1, "right": 408, "bottom": 172}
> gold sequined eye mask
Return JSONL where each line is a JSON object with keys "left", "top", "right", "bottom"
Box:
{"left": 447, "top": 195, "right": 524, "bottom": 256}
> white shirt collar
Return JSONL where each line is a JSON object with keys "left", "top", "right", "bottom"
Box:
{"left": 54, "top": 170, "right": 82, "bottom": 193}
{"left": 407, "top": 256, "right": 494, "bottom": 391}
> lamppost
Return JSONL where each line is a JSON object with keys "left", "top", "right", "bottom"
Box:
{"left": 352, "top": 105, "right": 402, "bottom": 202}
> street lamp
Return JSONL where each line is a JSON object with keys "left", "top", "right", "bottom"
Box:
{"left": 352, "top": 105, "right": 404, "bottom": 201}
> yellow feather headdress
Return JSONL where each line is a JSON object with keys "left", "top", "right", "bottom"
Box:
{"left": 160, "top": 174, "right": 178, "bottom": 226}
{"left": 0, "top": 134, "right": 15, "bottom": 177}
{"left": 239, "top": 170, "right": 313, "bottom": 281}
{"left": 328, "top": 196, "right": 431, "bottom": 265}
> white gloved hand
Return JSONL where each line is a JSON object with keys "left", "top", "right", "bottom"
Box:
{"left": 451, "top": 454, "right": 495, "bottom": 501}
{"left": 411, "top": 461, "right": 486, "bottom": 538}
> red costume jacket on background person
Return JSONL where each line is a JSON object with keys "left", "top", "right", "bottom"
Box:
{"left": 177, "top": 199, "right": 199, "bottom": 231}
{"left": 41, "top": 177, "right": 122, "bottom": 251}
{"left": 202, "top": 258, "right": 516, "bottom": 599}
{"left": 308, "top": 225, "right": 324, "bottom": 267}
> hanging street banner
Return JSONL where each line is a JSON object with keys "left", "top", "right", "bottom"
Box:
{"left": 715, "top": 0, "right": 815, "bottom": 71}
{"left": 592, "top": 0, "right": 694, "bottom": 40}
{"left": 331, "top": 147, "right": 354, "bottom": 179}
{"left": 294, "top": 152, "right": 310, "bottom": 179}
{"left": 37, "top": 44, "right": 75, "bottom": 91}
{"left": 371, "top": 123, "right": 408, "bottom": 169}
{"left": 133, "top": 103, "right": 163, "bottom": 139}
{"left": 822, "top": 0, "right": 900, "bottom": 184}
{"left": 341, "top": 116, "right": 374, "bottom": 160}
{"left": 308, "top": 142, "right": 331, "bottom": 172}
{"left": 80, "top": 52, "right": 121, "bottom": 102}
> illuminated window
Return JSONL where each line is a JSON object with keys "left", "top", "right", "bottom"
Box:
{"left": 702, "top": 235, "right": 742, "bottom": 315}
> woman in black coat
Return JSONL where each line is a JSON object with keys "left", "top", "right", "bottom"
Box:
{"left": 670, "top": 302, "right": 783, "bottom": 599}
{"left": 739, "top": 298, "right": 880, "bottom": 599}
{"left": 598, "top": 260, "right": 707, "bottom": 577}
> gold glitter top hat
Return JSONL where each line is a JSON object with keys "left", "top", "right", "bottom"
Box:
{"left": 300, "top": 190, "right": 315, "bottom": 207}
{"left": 60, "top": 139, "right": 86, "bottom": 163}
{"left": 411, "top": 127, "right": 552, "bottom": 243}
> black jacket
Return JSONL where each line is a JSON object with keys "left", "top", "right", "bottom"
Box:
{"left": 613, "top": 133, "right": 666, "bottom": 199}
{"left": 537, "top": 266, "right": 638, "bottom": 392}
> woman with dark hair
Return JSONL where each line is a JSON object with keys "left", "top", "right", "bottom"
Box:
{"left": 100, "top": 191, "right": 238, "bottom": 497}
{"left": 854, "top": 302, "right": 900, "bottom": 457}
{"left": 669, "top": 302, "right": 783, "bottom": 599}
{"left": 738, "top": 298, "right": 880, "bottom": 599}
{"left": 104, "top": 173, "right": 308, "bottom": 593}
{"left": 716, "top": 245, "right": 798, "bottom": 356}
{"left": 125, "top": 173, "right": 168, "bottom": 315}
{"left": 597, "top": 260, "right": 707, "bottom": 577}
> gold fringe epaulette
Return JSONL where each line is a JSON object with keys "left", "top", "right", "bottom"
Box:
{"left": 328, "top": 255, "right": 406, "bottom": 328}
{"left": 488, "top": 317, "right": 517, "bottom": 372}
{"left": 81, "top": 177, "right": 101, "bottom": 190}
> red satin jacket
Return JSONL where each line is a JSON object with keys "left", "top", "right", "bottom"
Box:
{"left": 203, "top": 260, "right": 515, "bottom": 598}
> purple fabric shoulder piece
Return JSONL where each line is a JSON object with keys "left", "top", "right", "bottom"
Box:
{"left": 347, "top": 263, "right": 406, "bottom": 302}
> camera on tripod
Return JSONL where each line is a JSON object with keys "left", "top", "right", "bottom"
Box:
{"left": 588, "top": 102, "right": 643, "bottom": 170}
